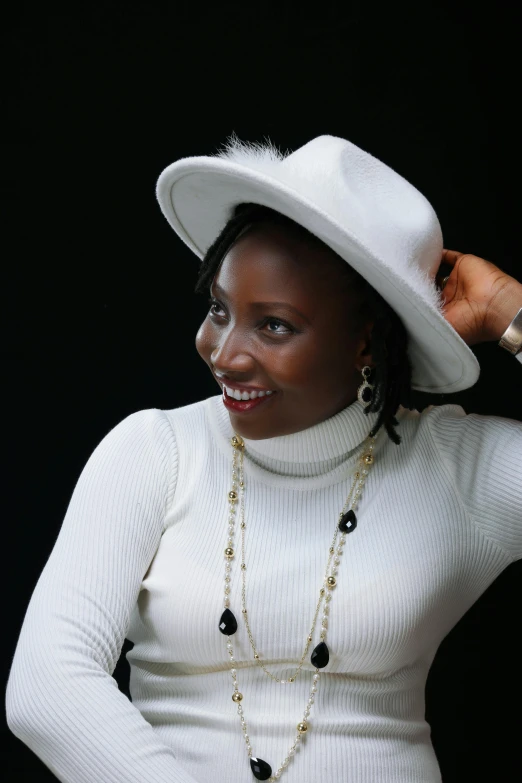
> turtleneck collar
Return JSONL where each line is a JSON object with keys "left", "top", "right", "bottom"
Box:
{"left": 205, "top": 393, "right": 385, "bottom": 486}
{"left": 242, "top": 399, "right": 378, "bottom": 463}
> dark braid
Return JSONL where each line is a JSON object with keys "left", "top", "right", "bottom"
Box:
{"left": 194, "top": 203, "right": 413, "bottom": 444}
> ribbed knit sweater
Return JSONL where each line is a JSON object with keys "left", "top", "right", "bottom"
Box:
{"left": 6, "top": 394, "right": 522, "bottom": 783}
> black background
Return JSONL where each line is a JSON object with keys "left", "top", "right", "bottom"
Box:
{"left": 4, "top": 3, "right": 522, "bottom": 781}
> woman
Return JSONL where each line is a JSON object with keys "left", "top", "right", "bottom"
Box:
{"left": 6, "top": 134, "right": 522, "bottom": 783}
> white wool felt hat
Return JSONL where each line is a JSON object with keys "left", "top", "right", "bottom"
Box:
{"left": 156, "top": 134, "right": 480, "bottom": 393}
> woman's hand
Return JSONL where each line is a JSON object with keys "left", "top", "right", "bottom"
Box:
{"left": 437, "top": 249, "right": 522, "bottom": 346}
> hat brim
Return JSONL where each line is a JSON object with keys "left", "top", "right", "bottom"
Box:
{"left": 157, "top": 157, "right": 480, "bottom": 393}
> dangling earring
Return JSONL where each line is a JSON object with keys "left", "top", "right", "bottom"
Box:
{"left": 357, "top": 366, "right": 374, "bottom": 408}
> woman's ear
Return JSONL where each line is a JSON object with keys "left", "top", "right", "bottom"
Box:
{"left": 355, "top": 319, "right": 374, "bottom": 372}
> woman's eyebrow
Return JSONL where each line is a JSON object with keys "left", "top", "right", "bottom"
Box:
{"left": 211, "top": 283, "right": 310, "bottom": 323}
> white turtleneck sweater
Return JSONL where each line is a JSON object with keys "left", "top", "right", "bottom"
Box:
{"left": 6, "top": 394, "right": 522, "bottom": 783}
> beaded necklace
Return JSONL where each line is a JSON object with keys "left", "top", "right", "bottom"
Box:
{"left": 218, "top": 431, "right": 378, "bottom": 781}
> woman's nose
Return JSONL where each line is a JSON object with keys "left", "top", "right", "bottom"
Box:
{"left": 210, "top": 327, "right": 255, "bottom": 374}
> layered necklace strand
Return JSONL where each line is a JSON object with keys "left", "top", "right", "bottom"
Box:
{"left": 218, "top": 432, "right": 378, "bottom": 781}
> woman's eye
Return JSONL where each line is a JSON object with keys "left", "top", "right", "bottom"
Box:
{"left": 208, "top": 298, "right": 225, "bottom": 317}
{"left": 265, "top": 318, "right": 292, "bottom": 335}
{"left": 207, "top": 298, "right": 293, "bottom": 335}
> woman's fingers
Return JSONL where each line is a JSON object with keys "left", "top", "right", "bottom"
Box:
{"left": 440, "top": 248, "right": 463, "bottom": 267}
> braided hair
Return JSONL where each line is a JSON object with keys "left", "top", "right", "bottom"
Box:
{"left": 194, "top": 203, "right": 413, "bottom": 444}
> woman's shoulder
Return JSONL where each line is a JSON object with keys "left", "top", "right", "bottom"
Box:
{"left": 117, "top": 394, "right": 216, "bottom": 432}
{"left": 396, "top": 401, "right": 522, "bottom": 451}
{"left": 161, "top": 393, "right": 218, "bottom": 433}
{"left": 394, "top": 406, "right": 522, "bottom": 562}
{"left": 148, "top": 394, "right": 224, "bottom": 455}
{"left": 91, "top": 397, "right": 217, "bottom": 464}
{"left": 398, "top": 400, "right": 522, "bottom": 428}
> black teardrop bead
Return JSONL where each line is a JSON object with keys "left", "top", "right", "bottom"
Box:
{"left": 218, "top": 608, "right": 237, "bottom": 635}
{"left": 250, "top": 757, "right": 272, "bottom": 780}
{"left": 361, "top": 385, "right": 373, "bottom": 403}
{"left": 338, "top": 509, "right": 357, "bottom": 534}
{"left": 311, "top": 640, "right": 330, "bottom": 669}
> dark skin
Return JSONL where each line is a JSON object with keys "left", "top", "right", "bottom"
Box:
{"left": 195, "top": 222, "right": 374, "bottom": 440}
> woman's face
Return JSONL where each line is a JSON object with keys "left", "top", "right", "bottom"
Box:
{"left": 195, "top": 222, "right": 374, "bottom": 440}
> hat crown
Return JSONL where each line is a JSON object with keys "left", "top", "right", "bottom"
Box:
{"left": 272, "top": 135, "right": 443, "bottom": 281}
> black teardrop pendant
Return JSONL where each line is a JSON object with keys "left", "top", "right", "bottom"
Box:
{"left": 218, "top": 608, "right": 237, "bottom": 635}
{"left": 361, "top": 385, "right": 373, "bottom": 403}
{"left": 311, "top": 641, "right": 329, "bottom": 669}
{"left": 250, "top": 757, "right": 272, "bottom": 780}
{"left": 338, "top": 509, "right": 357, "bottom": 534}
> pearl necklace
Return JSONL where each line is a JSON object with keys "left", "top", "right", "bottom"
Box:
{"left": 218, "top": 431, "right": 378, "bottom": 781}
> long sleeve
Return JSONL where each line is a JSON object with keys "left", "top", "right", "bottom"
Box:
{"left": 5, "top": 409, "right": 200, "bottom": 783}
{"left": 426, "top": 404, "right": 522, "bottom": 560}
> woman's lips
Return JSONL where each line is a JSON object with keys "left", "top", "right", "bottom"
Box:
{"left": 222, "top": 386, "right": 277, "bottom": 412}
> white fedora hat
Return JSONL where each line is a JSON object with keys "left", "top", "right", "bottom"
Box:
{"left": 156, "top": 134, "right": 480, "bottom": 393}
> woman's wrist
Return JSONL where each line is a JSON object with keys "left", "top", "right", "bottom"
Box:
{"left": 485, "top": 277, "right": 522, "bottom": 343}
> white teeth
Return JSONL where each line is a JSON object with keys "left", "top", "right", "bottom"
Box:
{"left": 224, "top": 385, "right": 274, "bottom": 401}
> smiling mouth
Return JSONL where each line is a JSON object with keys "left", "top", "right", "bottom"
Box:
{"left": 222, "top": 385, "right": 277, "bottom": 412}
{"left": 222, "top": 385, "right": 275, "bottom": 401}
